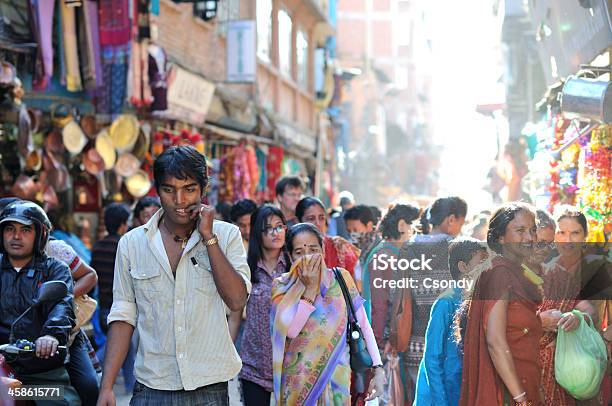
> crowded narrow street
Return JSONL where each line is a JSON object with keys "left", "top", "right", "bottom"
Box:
{"left": 0, "top": 0, "right": 610, "bottom": 405}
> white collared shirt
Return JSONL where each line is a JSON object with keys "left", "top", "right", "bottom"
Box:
{"left": 107, "top": 209, "right": 251, "bottom": 390}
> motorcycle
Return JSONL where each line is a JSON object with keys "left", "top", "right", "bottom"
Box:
{"left": 0, "top": 281, "right": 69, "bottom": 405}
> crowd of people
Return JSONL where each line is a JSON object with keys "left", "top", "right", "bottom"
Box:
{"left": 0, "top": 145, "right": 610, "bottom": 406}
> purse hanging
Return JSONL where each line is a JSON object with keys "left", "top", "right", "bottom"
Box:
{"left": 332, "top": 267, "right": 373, "bottom": 372}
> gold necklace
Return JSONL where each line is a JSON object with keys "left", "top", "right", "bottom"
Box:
{"left": 162, "top": 219, "right": 194, "bottom": 249}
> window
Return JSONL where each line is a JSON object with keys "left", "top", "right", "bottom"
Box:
{"left": 278, "top": 9, "right": 293, "bottom": 77}
{"left": 214, "top": 0, "right": 240, "bottom": 36}
{"left": 257, "top": 0, "right": 273, "bottom": 62}
{"left": 296, "top": 29, "right": 309, "bottom": 89}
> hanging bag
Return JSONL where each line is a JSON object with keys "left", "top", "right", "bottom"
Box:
{"left": 333, "top": 267, "right": 373, "bottom": 372}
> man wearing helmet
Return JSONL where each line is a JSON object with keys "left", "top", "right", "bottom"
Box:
{"left": 0, "top": 200, "right": 79, "bottom": 403}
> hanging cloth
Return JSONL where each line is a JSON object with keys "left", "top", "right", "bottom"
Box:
{"left": 77, "top": 0, "right": 103, "bottom": 90}
{"left": 30, "top": 0, "right": 55, "bottom": 90}
{"left": 98, "top": 0, "right": 130, "bottom": 46}
{"left": 60, "top": 0, "right": 82, "bottom": 91}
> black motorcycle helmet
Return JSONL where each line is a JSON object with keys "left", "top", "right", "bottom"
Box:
{"left": 0, "top": 200, "right": 52, "bottom": 256}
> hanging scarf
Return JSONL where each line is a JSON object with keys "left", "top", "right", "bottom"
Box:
{"left": 78, "top": 0, "right": 103, "bottom": 90}
{"left": 61, "top": 0, "right": 82, "bottom": 91}
{"left": 98, "top": 0, "right": 130, "bottom": 46}
{"left": 271, "top": 254, "right": 363, "bottom": 405}
{"left": 30, "top": 0, "right": 55, "bottom": 90}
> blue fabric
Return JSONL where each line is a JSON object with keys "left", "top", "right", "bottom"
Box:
{"left": 414, "top": 287, "right": 463, "bottom": 406}
{"left": 67, "top": 330, "right": 100, "bottom": 405}
{"left": 51, "top": 230, "right": 92, "bottom": 265}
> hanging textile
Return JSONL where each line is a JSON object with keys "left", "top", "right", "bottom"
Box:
{"left": 256, "top": 146, "right": 267, "bottom": 198}
{"left": 246, "top": 144, "right": 259, "bottom": 197}
{"left": 55, "top": 0, "right": 66, "bottom": 86}
{"left": 97, "top": 44, "right": 129, "bottom": 119}
{"left": 136, "top": 0, "right": 151, "bottom": 39}
{"left": 232, "top": 144, "right": 251, "bottom": 200}
{"left": 77, "top": 0, "right": 103, "bottom": 90}
{"left": 148, "top": 43, "right": 167, "bottom": 111}
{"left": 98, "top": 0, "right": 130, "bottom": 46}
{"left": 60, "top": 0, "right": 82, "bottom": 91}
{"left": 29, "top": 0, "right": 55, "bottom": 90}
{"left": 266, "top": 146, "right": 284, "bottom": 201}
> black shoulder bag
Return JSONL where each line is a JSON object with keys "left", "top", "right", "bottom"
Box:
{"left": 332, "top": 267, "right": 373, "bottom": 372}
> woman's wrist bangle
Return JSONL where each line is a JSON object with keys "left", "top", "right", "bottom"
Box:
{"left": 371, "top": 364, "right": 383, "bottom": 369}
{"left": 513, "top": 391, "right": 526, "bottom": 401}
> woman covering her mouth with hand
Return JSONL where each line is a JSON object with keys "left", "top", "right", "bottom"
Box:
{"left": 271, "top": 223, "right": 385, "bottom": 405}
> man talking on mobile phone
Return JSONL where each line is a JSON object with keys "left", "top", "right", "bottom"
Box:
{"left": 97, "top": 146, "right": 251, "bottom": 406}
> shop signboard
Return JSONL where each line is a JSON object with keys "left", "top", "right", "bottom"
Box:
{"left": 227, "top": 20, "right": 256, "bottom": 83}
{"left": 165, "top": 65, "right": 215, "bottom": 124}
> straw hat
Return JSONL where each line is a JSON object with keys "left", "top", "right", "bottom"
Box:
{"left": 109, "top": 114, "right": 139, "bottom": 153}
{"left": 80, "top": 114, "right": 97, "bottom": 139}
{"left": 125, "top": 170, "right": 151, "bottom": 197}
{"left": 95, "top": 129, "right": 116, "bottom": 170}
{"left": 131, "top": 123, "right": 151, "bottom": 160}
{"left": 62, "top": 121, "right": 87, "bottom": 155}
{"left": 45, "top": 130, "right": 65, "bottom": 155}
{"left": 83, "top": 148, "right": 105, "bottom": 175}
{"left": 25, "top": 149, "right": 43, "bottom": 171}
{"left": 114, "top": 152, "right": 140, "bottom": 177}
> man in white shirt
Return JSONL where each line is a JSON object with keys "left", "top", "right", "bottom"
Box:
{"left": 97, "top": 146, "right": 251, "bottom": 406}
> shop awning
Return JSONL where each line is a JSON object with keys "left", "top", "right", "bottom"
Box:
{"left": 203, "top": 122, "right": 275, "bottom": 145}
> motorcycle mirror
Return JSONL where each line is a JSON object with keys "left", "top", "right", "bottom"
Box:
{"left": 9, "top": 281, "right": 68, "bottom": 343}
{"left": 35, "top": 281, "right": 68, "bottom": 306}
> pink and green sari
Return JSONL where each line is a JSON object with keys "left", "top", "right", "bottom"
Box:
{"left": 271, "top": 256, "right": 364, "bottom": 405}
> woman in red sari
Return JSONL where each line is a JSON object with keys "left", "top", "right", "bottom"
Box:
{"left": 296, "top": 197, "right": 360, "bottom": 279}
{"left": 460, "top": 203, "right": 544, "bottom": 406}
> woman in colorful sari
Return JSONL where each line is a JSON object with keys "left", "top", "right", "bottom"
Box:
{"left": 296, "top": 197, "right": 360, "bottom": 279}
{"left": 538, "top": 206, "right": 601, "bottom": 406}
{"left": 271, "top": 223, "right": 385, "bottom": 405}
{"left": 460, "top": 202, "right": 544, "bottom": 406}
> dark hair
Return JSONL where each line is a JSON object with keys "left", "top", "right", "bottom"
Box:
{"left": 379, "top": 203, "right": 420, "bottom": 240}
{"left": 275, "top": 176, "right": 305, "bottom": 197}
{"left": 553, "top": 204, "right": 588, "bottom": 235}
{"left": 286, "top": 222, "right": 324, "bottom": 254}
{"left": 105, "top": 203, "right": 131, "bottom": 235}
{"left": 487, "top": 202, "right": 535, "bottom": 254}
{"left": 369, "top": 206, "right": 382, "bottom": 225}
{"left": 133, "top": 196, "right": 161, "bottom": 221}
{"left": 215, "top": 202, "right": 232, "bottom": 223}
{"left": 247, "top": 204, "right": 290, "bottom": 283}
{"left": 230, "top": 199, "right": 257, "bottom": 223}
{"left": 295, "top": 197, "right": 326, "bottom": 222}
{"left": 343, "top": 205, "right": 375, "bottom": 226}
{"left": 448, "top": 237, "right": 486, "bottom": 281}
{"left": 420, "top": 197, "right": 468, "bottom": 232}
{"left": 154, "top": 146, "right": 208, "bottom": 194}
{"left": 536, "top": 209, "right": 556, "bottom": 231}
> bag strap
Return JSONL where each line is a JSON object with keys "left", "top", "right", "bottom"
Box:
{"left": 332, "top": 267, "right": 358, "bottom": 324}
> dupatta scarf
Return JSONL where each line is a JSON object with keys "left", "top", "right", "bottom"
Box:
{"left": 271, "top": 254, "right": 364, "bottom": 405}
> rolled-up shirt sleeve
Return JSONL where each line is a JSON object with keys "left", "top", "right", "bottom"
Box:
{"left": 223, "top": 225, "right": 252, "bottom": 295}
{"left": 107, "top": 236, "right": 137, "bottom": 327}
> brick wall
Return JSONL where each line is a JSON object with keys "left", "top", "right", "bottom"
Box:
{"left": 156, "top": 0, "right": 227, "bottom": 81}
